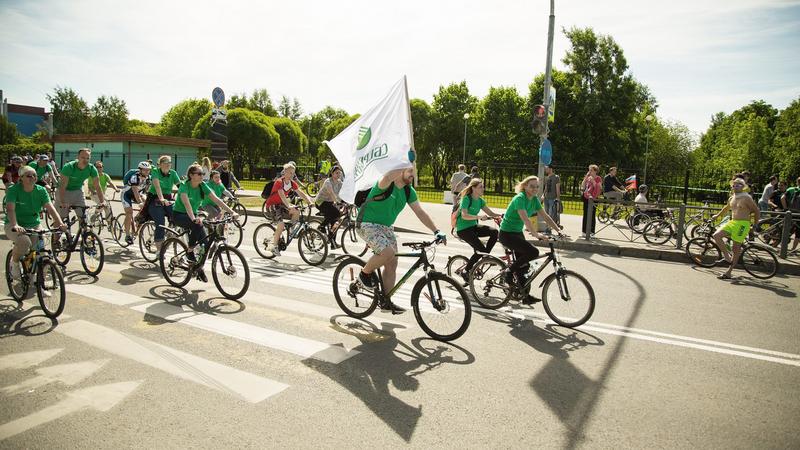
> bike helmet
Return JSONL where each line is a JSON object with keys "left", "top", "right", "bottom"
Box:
{"left": 638, "top": 184, "right": 648, "bottom": 192}
{"left": 10, "top": 156, "right": 23, "bottom": 163}
{"left": 138, "top": 161, "right": 152, "bottom": 170}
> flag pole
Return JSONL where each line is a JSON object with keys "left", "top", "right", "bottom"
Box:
{"left": 403, "top": 75, "right": 418, "bottom": 187}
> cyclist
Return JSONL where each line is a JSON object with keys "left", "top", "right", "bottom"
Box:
{"left": 199, "top": 170, "right": 234, "bottom": 219}
{"left": 781, "top": 176, "right": 800, "bottom": 252}
{"left": 173, "top": 164, "right": 238, "bottom": 282}
{"left": 357, "top": 166, "right": 444, "bottom": 314}
{"left": 120, "top": 161, "right": 152, "bottom": 244}
{"left": 711, "top": 177, "right": 760, "bottom": 280}
{"left": 88, "top": 160, "right": 120, "bottom": 228}
{"left": 4, "top": 165, "right": 67, "bottom": 279}
{"left": 315, "top": 165, "right": 344, "bottom": 246}
{"left": 29, "top": 154, "right": 56, "bottom": 188}
{"left": 2, "top": 155, "right": 24, "bottom": 188}
{"left": 57, "top": 148, "right": 105, "bottom": 221}
{"left": 147, "top": 155, "right": 181, "bottom": 252}
{"left": 263, "top": 163, "right": 314, "bottom": 256}
{"left": 498, "top": 175, "right": 563, "bottom": 304}
{"left": 455, "top": 178, "right": 502, "bottom": 285}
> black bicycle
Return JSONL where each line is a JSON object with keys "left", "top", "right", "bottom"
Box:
{"left": 332, "top": 237, "right": 471, "bottom": 341}
{"left": 685, "top": 220, "right": 779, "bottom": 279}
{"left": 158, "top": 215, "right": 250, "bottom": 300}
{"left": 52, "top": 206, "right": 105, "bottom": 276}
{"left": 253, "top": 204, "right": 329, "bottom": 265}
{"left": 5, "top": 228, "right": 66, "bottom": 318}
{"left": 468, "top": 235, "right": 596, "bottom": 328}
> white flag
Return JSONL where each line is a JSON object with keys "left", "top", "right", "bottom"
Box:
{"left": 324, "top": 76, "right": 414, "bottom": 203}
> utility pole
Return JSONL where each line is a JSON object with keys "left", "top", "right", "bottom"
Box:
{"left": 536, "top": 0, "right": 556, "bottom": 229}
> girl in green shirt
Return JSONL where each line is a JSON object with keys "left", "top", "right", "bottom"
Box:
{"left": 199, "top": 170, "right": 233, "bottom": 219}
{"left": 455, "top": 178, "right": 502, "bottom": 285}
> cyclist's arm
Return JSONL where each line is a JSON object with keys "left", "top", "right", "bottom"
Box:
{"left": 58, "top": 174, "right": 69, "bottom": 205}
{"left": 230, "top": 172, "right": 241, "bottom": 189}
{"left": 91, "top": 177, "right": 105, "bottom": 205}
{"left": 209, "top": 192, "right": 235, "bottom": 215}
{"left": 295, "top": 186, "right": 314, "bottom": 205}
{"left": 555, "top": 179, "right": 561, "bottom": 198}
{"left": 377, "top": 168, "right": 407, "bottom": 190}
{"left": 538, "top": 209, "right": 561, "bottom": 233}
{"left": 6, "top": 202, "right": 19, "bottom": 230}
{"left": 132, "top": 184, "right": 144, "bottom": 204}
{"left": 108, "top": 177, "right": 120, "bottom": 192}
{"left": 748, "top": 197, "right": 760, "bottom": 223}
{"left": 153, "top": 179, "right": 166, "bottom": 203}
{"left": 713, "top": 204, "right": 730, "bottom": 221}
{"left": 481, "top": 205, "right": 502, "bottom": 218}
{"left": 408, "top": 201, "right": 439, "bottom": 234}
{"left": 179, "top": 193, "right": 197, "bottom": 221}
{"left": 43, "top": 202, "right": 65, "bottom": 229}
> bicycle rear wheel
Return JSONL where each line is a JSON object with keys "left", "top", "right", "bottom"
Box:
{"left": 340, "top": 224, "right": 368, "bottom": 257}
{"left": 159, "top": 237, "right": 192, "bottom": 287}
{"left": 469, "top": 256, "right": 511, "bottom": 309}
{"left": 211, "top": 245, "right": 249, "bottom": 300}
{"left": 253, "top": 223, "right": 278, "bottom": 259}
{"left": 111, "top": 214, "right": 127, "bottom": 246}
{"left": 643, "top": 220, "right": 673, "bottom": 245}
{"left": 37, "top": 259, "right": 66, "bottom": 318}
{"left": 80, "top": 231, "right": 104, "bottom": 276}
{"left": 541, "top": 270, "right": 595, "bottom": 328}
{"left": 5, "top": 250, "right": 29, "bottom": 302}
{"left": 221, "top": 222, "right": 243, "bottom": 248}
{"left": 741, "top": 244, "right": 779, "bottom": 279}
{"left": 685, "top": 237, "right": 721, "bottom": 268}
{"left": 298, "top": 228, "right": 328, "bottom": 266}
{"left": 629, "top": 213, "right": 652, "bottom": 234}
{"left": 412, "top": 272, "right": 471, "bottom": 341}
{"left": 445, "top": 255, "right": 470, "bottom": 286}
{"left": 232, "top": 202, "right": 247, "bottom": 227}
{"left": 139, "top": 221, "right": 160, "bottom": 263}
{"left": 52, "top": 231, "right": 72, "bottom": 266}
{"left": 332, "top": 257, "right": 378, "bottom": 318}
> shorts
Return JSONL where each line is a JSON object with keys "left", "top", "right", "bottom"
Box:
{"left": 267, "top": 204, "right": 292, "bottom": 221}
{"left": 121, "top": 189, "right": 137, "bottom": 209}
{"left": 357, "top": 222, "right": 397, "bottom": 255}
{"left": 56, "top": 189, "right": 86, "bottom": 219}
{"left": 721, "top": 219, "right": 751, "bottom": 244}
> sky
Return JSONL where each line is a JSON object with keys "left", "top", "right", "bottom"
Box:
{"left": 1, "top": 0, "right": 798, "bottom": 136}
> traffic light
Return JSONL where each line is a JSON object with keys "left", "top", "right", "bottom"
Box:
{"left": 532, "top": 104, "right": 547, "bottom": 135}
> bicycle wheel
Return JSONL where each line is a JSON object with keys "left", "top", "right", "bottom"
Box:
{"left": 159, "top": 237, "right": 192, "bottom": 287}
{"left": 541, "top": 270, "right": 595, "bottom": 328}
{"left": 754, "top": 218, "right": 781, "bottom": 247}
{"left": 596, "top": 206, "right": 610, "bottom": 224}
{"left": 298, "top": 227, "right": 328, "bottom": 266}
{"left": 261, "top": 201, "right": 271, "bottom": 220}
{"left": 253, "top": 223, "right": 278, "bottom": 259}
{"left": 741, "top": 244, "right": 779, "bottom": 279}
{"left": 232, "top": 202, "right": 248, "bottom": 227}
{"left": 138, "top": 221, "right": 160, "bottom": 263}
{"left": 5, "top": 250, "right": 29, "bottom": 302}
{"left": 445, "top": 255, "right": 470, "bottom": 285}
{"left": 691, "top": 221, "right": 714, "bottom": 239}
{"left": 211, "top": 245, "right": 250, "bottom": 300}
{"left": 629, "top": 213, "right": 652, "bottom": 234}
{"left": 80, "top": 231, "right": 104, "bottom": 276}
{"left": 111, "top": 214, "right": 127, "bottom": 246}
{"left": 224, "top": 222, "right": 243, "bottom": 248}
{"left": 332, "top": 257, "right": 378, "bottom": 318}
{"left": 36, "top": 259, "right": 66, "bottom": 318}
{"left": 52, "top": 231, "right": 72, "bottom": 266}
{"left": 643, "top": 219, "right": 673, "bottom": 245}
{"left": 340, "top": 224, "right": 368, "bottom": 257}
{"left": 469, "top": 256, "right": 511, "bottom": 309}
{"left": 412, "top": 272, "right": 471, "bottom": 341}
{"left": 685, "top": 237, "right": 721, "bottom": 268}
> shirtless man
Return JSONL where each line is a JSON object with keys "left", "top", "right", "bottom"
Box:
{"left": 711, "top": 177, "right": 760, "bottom": 280}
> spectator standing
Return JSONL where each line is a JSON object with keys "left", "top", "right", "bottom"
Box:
{"left": 758, "top": 175, "right": 778, "bottom": 211}
{"left": 200, "top": 157, "right": 213, "bottom": 182}
{"left": 581, "top": 164, "right": 602, "bottom": 237}
{"left": 541, "top": 164, "right": 561, "bottom": 232}
{"left": 781, "top": 177, "right": 800, "bottom": 252}
{"left": 449, "top": 164, "right": 467, "bottom": 194}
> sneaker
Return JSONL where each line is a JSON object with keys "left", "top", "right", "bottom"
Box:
{"left": 186, "top": 251, "right": 197, "bottom": 263}
{"left": 379, "top": 298, "right": 406, "bottom": 314}
{"left": 125, "top": 235, "right": 134, "bottom": 245}
{"left": 458, "top": 270, "right": 469, "bottom": 287}
{"left": 266, "top": 244, "right": 281, "bottom": 257}
{"left": 359, "top": 270, "right": 377, "bottom": 288}
{"left": 196, "top": 270, "right": 208, "bottom": 283}
{"left": 522, "top": 295, "right": 541, "bottom": 305}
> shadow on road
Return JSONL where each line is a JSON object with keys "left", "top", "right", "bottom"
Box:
{"left": 302, "top": 316, "right": 475, "bottom": 442}
{"left": 139, "top": 285, "right": 246, "bottom": 326}
{"left": 689, "top": 266, "right": 796, "bottom": 298}
{"left": 0, "top": 299, "right": 58, "bottom": 336}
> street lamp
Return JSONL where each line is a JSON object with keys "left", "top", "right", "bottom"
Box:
{"left": 462, "top": 113, "right": 470, "bottom": 163}
{"left": 643, "top": 114, "right": 654, "bottom": 185}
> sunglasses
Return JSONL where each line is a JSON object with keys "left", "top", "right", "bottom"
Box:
{"left": 23, "top": 174, "right": 36, "bottom": 179}
{"left": 189, "top": 171, "right": 202, "bottom": 176}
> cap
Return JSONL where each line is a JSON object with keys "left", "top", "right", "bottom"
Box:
{"left": 38, "top": 154, "right": 50, "bottom": 162}
{"left": 138, "top": 161, "right": 152, "bottom": 170}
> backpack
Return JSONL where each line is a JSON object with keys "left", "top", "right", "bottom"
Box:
{"left": 788, "top": 189, "right": 800, "bottom": 211}
{"left": 355, "top": 183, "right": 412, "bottom": 225}
{"left": 261, "top": 178, "right": 277, "bottom": 199}
{"left": 123, "top": 169, "right": 138, "bottom": 186}
{"left": 450, "top": 195, "right": 474, "bottom": 234}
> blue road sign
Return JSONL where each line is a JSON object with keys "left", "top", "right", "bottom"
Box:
{"left": 539, "top": 138, "right": 553, "bottom": 166}
{"left": 212, "top": 87, "right": 225, "bottom": 108}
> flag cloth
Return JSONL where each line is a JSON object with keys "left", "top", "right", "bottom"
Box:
{"left": 324, "top": 77, "right": 414, "bottom": 204}
{"left": 625, "top": 174, "right": 637, "bottom": 190}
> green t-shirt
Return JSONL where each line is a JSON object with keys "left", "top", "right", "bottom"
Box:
{"left": 202, "top": 181, "right": 226, "bottom": 207}
{"left": 173, "top": 181, "right": 213, "bottom": 215}
{"left": 500, "top": 192, "right": 542, "bottom": 233}
{"left": 455, "top": 195, "right": 486, "bottom": 232}
{"left": 88, "top": 172, "right": 112, "bottom": 193}
{"left": 4, "top": 183, "right": 51, "bottom": 228}
{"left": 60, "top": 160, "right": 99, "bottom": 191}
{"left": 28, "top": 161, "right": 53, "bottom": 181}
{"left": 360, "top": 182, "right": 418, "bottom": 227}
{"left": 149, "top": 169, "right": 181, "bottom": 195}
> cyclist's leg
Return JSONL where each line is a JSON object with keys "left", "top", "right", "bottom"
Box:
{"left": 173, "top": 212, "right": 205, "bottom": 254}
{"left": 4, "top": 224, "right": 32, "bottom": 262}
{"left": 359, "top": 223, "right": 398, "bottom": 287}
{"left": 121, "top": 191, "right": 134, "bottom": 235}
{"left": 713, "top": 227, "right": 732, "bottom": 262}
{"left": 500, "top": 230, "right": 538, "bottom": 282}
{"left": 148, "top": 201, "right": 167, "bottom": 244}
{"left": 457, "top": 226, "right": 488, "bottom": 272}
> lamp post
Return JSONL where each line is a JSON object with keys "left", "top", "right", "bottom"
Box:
{"left": 462, "top": 113, "right": 470, "bottom": 163}
{"left": 643, "top": 114, "right": 653, "bottom": 185}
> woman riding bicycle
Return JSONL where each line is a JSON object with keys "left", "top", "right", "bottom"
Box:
{"left": 173, "top": 165, "right": 238, "bottom": 276}
{"left": 498, "top": 175, "right": 562, "bottom": 304}
{"left": 264, "top": 163, "right": 314, "bottom": 256}
{"left": 199, "top": 170, "right": 234, "bottom": 220}
{"left": 147, "top": 155, "right": 182, "bottom": 252}
{"left": 315, "top": 165, "right": 343, "bottom": 244}
{"left": 454, "top": 178, "right": 502, "bottom": 285}
{"left": 4, "top": 165, "right": 67, "bottom": 279}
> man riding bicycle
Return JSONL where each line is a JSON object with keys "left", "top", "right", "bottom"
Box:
{"left": 121, "top": 161, "right": 152, "bottom": 244}
{"left": 711, "top": 177, "right": 760, "bottom": 280}
{"left": 29, "top": 154, "right": 56, "bottom": 189}
{"left": 57, "top": 148, "right": 105, "bottom": 222}
{"left": 357, "top": 166, "right": 444, "bottom": 314}
{"left": 264, "top": 163, "right": 314, "bottom": 256}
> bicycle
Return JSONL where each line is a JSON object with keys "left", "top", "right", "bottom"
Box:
{"left": 158, "top": 215, "right": 250, "bottom": 300}
{"left": 684, "top": 220, "right": 779, "bottom": 279}
{"left": 52, "top": 206, "right": 105, "bottom": 276}
{"left": 468, "top": 234, "right": 596, "bottom": 328}
{"left": 332, "top": 237, "right": 471, "bottom": 341}
{"left": 87, "top": 190, "right": 118, "bottom": 237}
{"left": 253, "top": 204, "right": 329, "bottom": 266}
{"left": 312, "top": 203, "right": 368, "bottom": 256}
{"left": 5, "top": 228, "right": 66, "bottom": 318}
{"left": 642, "top": 208, "right": 680, "bottom": 245}
{"left": 224, "top": 189, "right": 248, "bottom": 227}
{"left": 445, "top": 215, "right": 504, "bottom": 286}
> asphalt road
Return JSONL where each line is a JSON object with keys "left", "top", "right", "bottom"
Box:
{"left": 0, "top": 212, "right": 798, "bottom": 449}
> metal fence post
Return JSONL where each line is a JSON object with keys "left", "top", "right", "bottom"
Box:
{"left": 683, "top": 170, "right": 690, "bottom": 205}
{"left": 780, "top": 210, "right": 792, "bottom": 259}
{"left": 675, "top": 203, "right": 686, "bottom": 249}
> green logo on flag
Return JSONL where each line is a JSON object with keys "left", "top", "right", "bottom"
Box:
{"left": 357, "top": 127, "right": 372, "bottom": 150}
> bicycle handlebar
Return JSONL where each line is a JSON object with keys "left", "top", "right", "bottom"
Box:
{"left": 401, "top": 236, "right": 446, "bottom": 250}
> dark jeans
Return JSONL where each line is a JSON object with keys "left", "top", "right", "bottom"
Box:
{"left": 498, "top": 230, "right": 539, "bottom": 279}
{"left": 173, "top": 211, "right": 206, "bottom": 248}
{"left": 456, "top": 225, "right": 498, "bottom": 272}
{"left": 582, "top": 197, "right": 597, "bottom": 235}
{"left": 148, "top": 194, "right": 173, "bottom": 242}
{"left": 318, "top": 201, "right": 341, "bottom": 234}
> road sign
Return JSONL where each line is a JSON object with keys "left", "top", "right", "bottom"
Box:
{"left": 548, "top": 87, "right": 556, "bottom": 123}
{"left": 539, "top": 138, "right": 552, "bottom": 166}
{"left": 212, "top": 87, "right": 225, "bottom": 108}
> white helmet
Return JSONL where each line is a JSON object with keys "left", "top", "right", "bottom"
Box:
{"left": 138, "top": 161, "right": 151, "bottom": 170}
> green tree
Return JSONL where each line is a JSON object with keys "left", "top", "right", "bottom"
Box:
{"left": 159, "top": 98, "right": 212, "bottom": 138}
{"left": 267, "top": 116, "right": 308, "bottom": 164}
{"left": 773, "top": 97, "right": 800, "bottom": 178}
{"left": 127, "top": 119, "right": 159, "bottom": 136}
{"left": 278, "top": 96, "right": 303, "bottom": 120}
{"left": 47, "top": 86, "right": 92, "bottom": 134}
{"left": 0, "top": 115, "right": 19, "bottom": 145}
{"left": 641, "top": 119, "right": 694, "bottom": 185}
{"left": 227, "top": 93, "right": 249, "bottom": 109}
{"left": 91, "top": 95, "right": 129, "bottom": 133}
{"left": 409, "top": 98, "right": 432, "bottom": 163}
{"left": 474, "top": 86, "right": 532, "bottom": 166}
{"left": 248, "top": 89, "right": 278, "bottom": 116}
{"left": 428, "top": 81, "right": 479, "bottom": 188}
{"left": 298, "top": 106, "right": 349, "bottom": 165}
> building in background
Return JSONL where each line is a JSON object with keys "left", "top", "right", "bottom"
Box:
{"left": 0, "top": 90, "right": 49, "bottom": 136}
